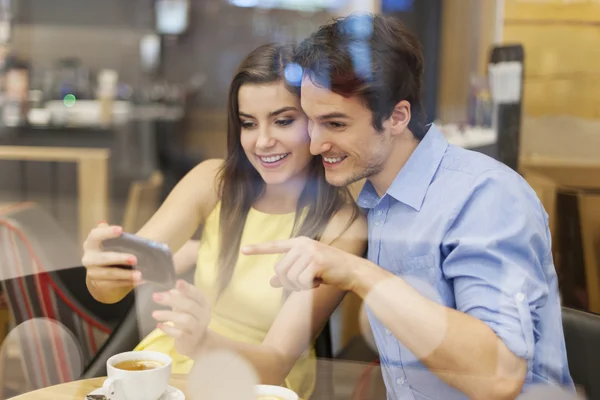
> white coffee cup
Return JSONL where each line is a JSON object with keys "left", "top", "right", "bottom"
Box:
{"left": 103, "top": 350, "right": 172, "bottom": 400}
{"left": 255, "top": 384, "right": 298, "bottom": 400}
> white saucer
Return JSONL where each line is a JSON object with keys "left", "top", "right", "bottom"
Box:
{"left": 86, "top": 384, "right": 185, "bottom": 399}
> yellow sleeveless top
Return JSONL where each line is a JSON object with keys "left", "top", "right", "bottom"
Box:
{"left": 134, "top": 202, "right": 316, "bottom": 399}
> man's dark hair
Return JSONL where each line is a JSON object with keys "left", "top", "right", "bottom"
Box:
{"left": 292, "top": 13, "right": 427, "bottom": 140}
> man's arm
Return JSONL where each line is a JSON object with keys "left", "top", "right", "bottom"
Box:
{"left": 351, "top": 262, "right": 527, "bottom": 400}
{"left": 349, "top": 170, "right": 555, "bottom": 400}
{"left": 245, "top": 170, "right": 547, "bottom": 399}
{"left": 243, "top": 235, "right": 526, "bottom": 398}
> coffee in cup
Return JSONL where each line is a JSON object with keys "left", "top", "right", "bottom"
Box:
{"left": 114, "top": 359, "right": 164, "bottom": 371}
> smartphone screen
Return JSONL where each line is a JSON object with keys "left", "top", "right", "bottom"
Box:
{"left": 102, "top": 233, "right": 176, "bottom": 288}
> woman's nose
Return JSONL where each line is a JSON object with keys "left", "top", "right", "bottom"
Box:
{"left": 256, "top": 127, "right": 276, "bottom": 149}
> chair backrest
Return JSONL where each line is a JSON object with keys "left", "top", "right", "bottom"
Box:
{"left": 0, "top": 204, "right": 115, "bottom": 389}
{"left": 576, "top": 192, "right": 600, "bottom": 313}
{"left": 122, "top": 171, "right": 164, "bottom": 233}
{"left": 562, "top": 307, "right": 600, "bottom": 399}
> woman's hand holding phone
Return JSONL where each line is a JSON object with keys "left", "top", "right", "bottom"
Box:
{"left": 82, "top": 222, "right": 144, "bottom": 302}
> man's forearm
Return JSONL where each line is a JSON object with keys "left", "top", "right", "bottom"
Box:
{"left": 350, "top": 260, "right": 526, "bottom": 400}
{"left": 197, "top": 331, "right": 295, "bottom": 386}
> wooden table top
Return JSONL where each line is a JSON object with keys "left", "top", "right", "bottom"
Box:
{"left": 6, "top": 375, "right": 312, "bottom": 400}
{"left": 9, "top": 375, "right": 188, "bottom": 400}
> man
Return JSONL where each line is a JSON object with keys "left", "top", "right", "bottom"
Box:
{"left": 243, "top": 13, "right": 574, "bottom": 399}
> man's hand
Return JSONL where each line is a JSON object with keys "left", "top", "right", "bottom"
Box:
{"left": 152, "top": 280, "right": 211, "bottom": 358}
{"left": 242, "top": 236, "right": 362, "bottom": 292}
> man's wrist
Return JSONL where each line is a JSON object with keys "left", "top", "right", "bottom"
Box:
{"left": 347, "top": 256, "right": 389, "bottom": 298}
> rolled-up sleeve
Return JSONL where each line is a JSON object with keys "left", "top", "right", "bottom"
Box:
{"left": 441, "top": 169, "right": 550, "bottom": 360}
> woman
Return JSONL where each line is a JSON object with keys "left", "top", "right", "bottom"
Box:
{"left": 82, "top": 43, "right": 366, "bottom": 399}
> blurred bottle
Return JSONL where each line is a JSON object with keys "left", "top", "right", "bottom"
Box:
{"left": 3, "top": 57, "right": 29, "bottom": 127}
{"left": 97, "top": 69, "right": 118, "bottom": 127}
{"left": 0, "top": 0, "right": 12, "bottom": 45}
{"left": 0, "top": 0, "right": 13, "bottom": 127}
{"left": 27, "top": 89, "right": 51, "bottom": 127}
{"left": 468, "top": 74, "right": 493, "bottom": 128}
{"left": 0, "top": 44, "right": 9, "bottom": 124}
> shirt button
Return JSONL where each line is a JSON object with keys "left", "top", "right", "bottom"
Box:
{"left": 377, "top": 210, "right": 383, "bottom": 216}
{"left": 396, "top": 377, "right": 405, "bottom": 385}
{"left": 385, "top": 328, "right": 392, "bottom": 336}
{"left": 374, "top": 221, "right": 381, "bottom": 226}
{"left": 515, "top": 293, "right": 525, "bottom": 302}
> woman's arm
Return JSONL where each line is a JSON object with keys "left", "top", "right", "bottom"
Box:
{"left": 135, "top": 159, "right": 221, "bottom": 250}
{"left": 85, "top": 159, "right": 222, "bottom": 304}
{"left": 157, "top": 205, "right": 367, "bottom": 385}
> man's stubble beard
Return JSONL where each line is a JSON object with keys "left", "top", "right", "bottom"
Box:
{"left": 326, "top": 149, "right": 388, "bottom": 187}
{"left": 325, "top": 129, "right": 392, "bottom": 187}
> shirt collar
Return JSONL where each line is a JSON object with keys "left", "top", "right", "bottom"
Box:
{"left": 357, "top": 124, "right": 448, "bottom": 211}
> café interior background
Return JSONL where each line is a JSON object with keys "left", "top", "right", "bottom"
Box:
{"left": 0, "top": 0, "right": 598, "bottom": 398}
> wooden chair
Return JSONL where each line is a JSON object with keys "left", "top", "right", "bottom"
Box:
{"left": 520, "top": 156, "right": 600, "bottom": 313}
{"left": 0, "top": 288, "right": 10, "bottom": 346}
{"left": 577, "top": 193, "right": 600, "bottom": 314}
{"left": 122, "top": 171, "right": 164, "bottom": 233}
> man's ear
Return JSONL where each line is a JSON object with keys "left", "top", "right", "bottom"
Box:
{"left": 389, "top": 100, "right": 411, "bottom": 137}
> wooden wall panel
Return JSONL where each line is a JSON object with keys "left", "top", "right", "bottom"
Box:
{"left": 524, "top": 76, "right": 600, "bottom": 118}
{"left": 503, "top": 0, "right": 600, "bottom": 119}
{"left": 503, "top": 24, "right": 600, "bottom": 78}
{"left": 504, "top": 0, "right": 600, "bottom": 23}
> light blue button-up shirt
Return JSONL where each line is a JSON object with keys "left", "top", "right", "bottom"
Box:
{"left": 358, "top": 125, "right": 574, "bottom": 399}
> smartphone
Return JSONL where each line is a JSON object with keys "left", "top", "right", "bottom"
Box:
{"left": 101, "top": 232, "right": 176, "bottom": 288}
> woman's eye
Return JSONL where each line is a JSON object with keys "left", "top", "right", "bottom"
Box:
{"left": 275, "top": 118, "right": 294, "bottom": 127}
{"left": 241, "top": 121, "right": 256, "bottom": 129}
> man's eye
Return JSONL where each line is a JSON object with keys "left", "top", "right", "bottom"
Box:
{"left": 327, "top": 121, "right": 345, "bottom": 129}
{"left": 276, "top": 119, "right": 294, "bottom": 127}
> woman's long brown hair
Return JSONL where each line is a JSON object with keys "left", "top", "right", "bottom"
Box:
{"left": 215, "top": 43, "right": 359, "bottom": 295}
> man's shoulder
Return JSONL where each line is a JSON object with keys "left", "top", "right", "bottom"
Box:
{"left": 440, "top": 145, "right": 511, "bottom": 178}
{"left": 439, "top": 146, "right": 534, "bottom": 192}
{"left": 437, "top": 146, "right": 542, "bottom": 213}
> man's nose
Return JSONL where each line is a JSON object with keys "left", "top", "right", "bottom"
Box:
{"left": 309, "top": 126, "right": 332, "bottom": 155}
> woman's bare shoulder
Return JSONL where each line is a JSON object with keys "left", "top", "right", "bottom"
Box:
{"left": 320, "top": 202, "right": 367, "bottom": 256}
{"left": 329, "top": 203, "right": 367, "bottom": 235}
{"left": 178, "top": 158, "right": 224, "bottom": 219}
